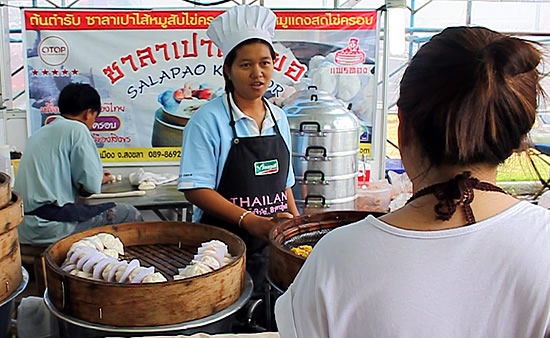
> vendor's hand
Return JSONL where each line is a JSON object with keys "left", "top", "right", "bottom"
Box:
{"left": 241, "top": 212, "right": 295, "bottom": 243}
{"left": 102, "top": 169, "right": 115, "bottom": 184}
{"left": 272, "top": 212, "right": 295, "bottom": 223}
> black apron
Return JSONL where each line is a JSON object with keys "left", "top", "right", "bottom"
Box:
{"left": 200, "top": 96, "right": 290, "bottom": 290}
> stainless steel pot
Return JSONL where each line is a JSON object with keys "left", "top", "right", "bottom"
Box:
{"left": 284, "top": 87, "right": 360, "bottom": 215}
{"left": 282, "top": 85, "right": 341, "bottom": 106}
{"left": 296, "top": 195, "right": 357, "bottom": 215}
{"left": 285, "top": 87, "right": 361, "bottom": 156}
{"left": 293, "top": 150, "right": 358, "bottom": 177}
{"left": 151, "top": 108, "right": 185, "bottom": 147}
{"left": 0, "top": 268, "right": 28, "bottom": 338}
{"left": 292, "top": 131, "right": 360, "bottom": 157}
{"left": 293, "top": 172, "right": 358, "bottom": 201}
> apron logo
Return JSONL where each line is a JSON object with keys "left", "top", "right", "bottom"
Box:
{"left": 254, "top": 159, "right": 279, "bottom": 176}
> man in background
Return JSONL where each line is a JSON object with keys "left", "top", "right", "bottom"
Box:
{"left": 14, "top": 83, "right": 142, "bottom": 244}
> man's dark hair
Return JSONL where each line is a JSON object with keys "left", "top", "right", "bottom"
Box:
{"left": 58, "top": 83, "right": 101, "bottom": 117}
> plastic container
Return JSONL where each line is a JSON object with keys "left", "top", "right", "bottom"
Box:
{"left": 358, "top": 169, "right": 370, "bottom": 184}
{"left": 358, "top": 158, "right": 371, "bottom": 185}
{"left": 356, "top": 180, "right": 392, "bottom": 213}
{"left": 11, "top": 160, "right": 19, "bottom": 177}
{"left": 385, "top": 158, "right": 405, "bottom": 175}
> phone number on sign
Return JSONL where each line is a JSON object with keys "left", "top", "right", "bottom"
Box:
{"left": 148, "top": 150, "right": 182, "bottom": 160}
{"left": 98, "top": 147, "right": 182, "bottom": 162}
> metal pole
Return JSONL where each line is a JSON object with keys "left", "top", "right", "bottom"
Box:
{"left": 466, "top": 0, "right": 472, "bottom": 25}
{"left": 0, "top": 0, "right": 11, "bottom": 145}
{"left": 535, "top": 3, "right": 541, "bottom": 31}
{"left": 0, "top": 1, "right": 12, "bottom": 110}
{"left": 371, "top": 8, "right": 390, "bottom": 181}
{"left": 409, "top": 0, "right": 415, "bottom": 57}
{"left": 368, "top": 9, "right": 383, "bottom": 180}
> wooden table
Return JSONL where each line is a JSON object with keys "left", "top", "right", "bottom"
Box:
{"left": 85, "top": 181, "right": 193, "bottom": 222}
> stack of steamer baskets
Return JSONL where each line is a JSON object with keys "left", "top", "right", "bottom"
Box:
{"left": 0, "top": 173, "right": 27, "bottom": 337}
{"left": 43, "top": 221, "right": 251, "bottom": 335}
{"left": 283, "top": 86, "right": 361, "bottom": 214}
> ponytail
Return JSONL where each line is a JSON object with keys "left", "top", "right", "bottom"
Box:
{"left": 397, "top": 26, "right": 544, "bottom": 166}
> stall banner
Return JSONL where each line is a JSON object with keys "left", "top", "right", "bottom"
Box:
{"left": 23, "top": 9, "right": 377, "bottom": 163}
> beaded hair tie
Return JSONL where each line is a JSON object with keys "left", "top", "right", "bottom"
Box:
{"left": 407, "top": 171, "right": 506, "bottom": 225}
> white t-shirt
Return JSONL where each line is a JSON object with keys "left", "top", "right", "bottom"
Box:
{"left": 275, "top": 201, "right": 550, "bottom": 338}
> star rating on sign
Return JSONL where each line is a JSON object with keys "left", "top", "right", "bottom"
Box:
{"left": 31, "top": 68, "right": 79, "bottom": 77}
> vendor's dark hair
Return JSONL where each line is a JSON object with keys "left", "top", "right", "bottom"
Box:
{"left": 223, "top": 38, "right": 276, "bottom": 93}
{"left": 58, "top": 83, "right": 101, "bottom": 117}
{"left": 397, "top": 26, "right": 544, "bottom": 166}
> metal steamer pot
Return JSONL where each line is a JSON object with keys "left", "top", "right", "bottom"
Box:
{"left": 151, "top": 107, "right": 186, "bottom": 147}
{"left": 284, "top": 87, "right": 361, "bottom": 213}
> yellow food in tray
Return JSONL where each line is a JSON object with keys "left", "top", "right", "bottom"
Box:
{"left": 291, "top": 245, "right": 313, "bottom": 258}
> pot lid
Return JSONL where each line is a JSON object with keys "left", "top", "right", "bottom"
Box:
{"left": 283, "top": 86, "right": 360, "bottom": 133}
{"left": 281, "top": 85, "right": 338, "bottom": 107}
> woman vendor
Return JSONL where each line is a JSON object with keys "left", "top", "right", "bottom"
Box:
{"left": 177, "top": 5, "right": 299, "bottom": 288}
{"left": 275, "top": 26, "right": 550, "bottom": 337}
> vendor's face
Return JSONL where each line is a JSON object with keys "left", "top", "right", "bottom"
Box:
{"left": 226, "top": 42, "right": 273, "bottom": 101}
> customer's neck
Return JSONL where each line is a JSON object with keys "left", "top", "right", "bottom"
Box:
{"left": 412, "top": 164, "right": 497, "bottom": 194}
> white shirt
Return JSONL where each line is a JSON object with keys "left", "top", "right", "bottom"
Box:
{"left": 275, "top": 201, "right": 550, "bottom": 338}
{"left": 228, "top": 93, "right": 277, "bottom": 136}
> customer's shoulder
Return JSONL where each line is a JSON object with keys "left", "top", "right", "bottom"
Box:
{"left": 490, "top": 201, "right": 550, "bottom": 240}
{"left": 313, "top": 216, "right": 373, "bottom": 251}
{"left": 514, "top": 201, "right": 550, "bottom": 223}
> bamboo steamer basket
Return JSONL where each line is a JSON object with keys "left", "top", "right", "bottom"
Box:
{"left": 269, "top": 211, "right": 384, "bottom": 290}
{"left": 44, "top": 221, "right": 246, "bottom": 327}
{"left": 0, "top": 173, "right": 10, "bottom": 208}
{"left": 0, "top": 172, "right": 23, "bottom": 302}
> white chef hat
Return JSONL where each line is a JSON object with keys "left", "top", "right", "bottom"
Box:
{"left": 206, "top": 5, "right": 276, "bottom": 60}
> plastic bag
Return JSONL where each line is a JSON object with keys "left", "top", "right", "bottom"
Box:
{"left": 388, "top": 171, "right": 413, "bottom": 198}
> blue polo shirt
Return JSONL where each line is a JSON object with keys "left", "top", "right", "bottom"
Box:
{"left": 14, "top": 116, "right": 103, "bottom": 244}
{"left": 178, "top": 93, "right": 295, "bottom": 221}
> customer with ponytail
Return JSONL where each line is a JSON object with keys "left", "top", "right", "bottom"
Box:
{"left": 275, "top": 27, "right": 550, "bottom": 338}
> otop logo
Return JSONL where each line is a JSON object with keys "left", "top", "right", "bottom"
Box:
{"left": 38, "top": 36, "right": 69, "bottom": 66}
